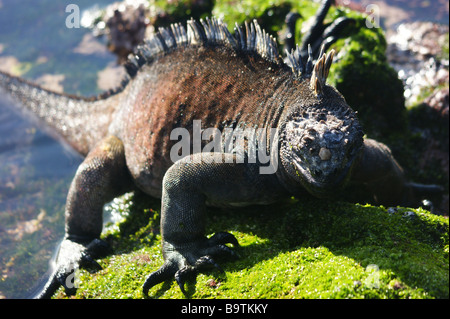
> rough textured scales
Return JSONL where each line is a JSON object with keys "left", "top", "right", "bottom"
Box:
{"left": 0, "top": 14, "right": 440, "bottom": 298}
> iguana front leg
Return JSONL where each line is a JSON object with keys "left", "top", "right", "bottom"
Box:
{"left": 36, "top": 136, "right": 133, "bottom": 298}
{"left": 142, "top": 153, "right": 284, "bottom": 296}
{"left": 348, "top": 138, "right": 442, "bottom": 206}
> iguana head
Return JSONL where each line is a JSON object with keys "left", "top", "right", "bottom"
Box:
{"left": 280, "top": 49, "right": 364, "bottom": 197}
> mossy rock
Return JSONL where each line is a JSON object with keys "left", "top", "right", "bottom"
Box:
{"left": 325, "top": 11, "right": 408, "bottom": 141}
{"left": 152, "top": 0, "right": 214, "bottom": 27}
{"left": 54, "top": 192, "right": 448, "bottom": 299}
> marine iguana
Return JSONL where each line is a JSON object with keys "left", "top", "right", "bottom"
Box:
{"left": 0, "top": 4, "right": 441, "bottom": 298}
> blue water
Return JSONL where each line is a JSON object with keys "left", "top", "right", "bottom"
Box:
{"left": 0, "top": 0, "right": 117, "bottom": 298}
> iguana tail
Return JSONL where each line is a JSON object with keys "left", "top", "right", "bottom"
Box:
{"left": 0, "top": 70, "right": 124, "bottom": 156}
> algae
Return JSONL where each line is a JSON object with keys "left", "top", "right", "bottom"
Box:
{"left": 57, "top": 192, "right": 448, "bottom": 299}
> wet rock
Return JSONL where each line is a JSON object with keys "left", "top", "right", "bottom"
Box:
{"left": 387, "top": 22, "right": 449, "bottom": 106}
{"left": 73, "top": 33, "right": 111, "bottom": 57}
{"left": 35, "top": 74, "right": 65, "bottom": 93}
{"left": 99, "top": 0, "right": 214, "bottom": 62}
{"left": 386, "top": 22, "right": 449, "bottom": 215}
{"left": 104, "top": 3, "right": 150, "bottom": 62}
{"left": 6, "top": 210, "right": 46, "bottom": 241}
{"left": 330, "top": 20, "right": 408, "bottom": 139}
{"left": 423, "top": 87, "right": 449, "bottom": 124}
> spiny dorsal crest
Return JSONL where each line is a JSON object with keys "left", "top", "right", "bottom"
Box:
{"left": 125, "top": 17, "right": 335, "bottom": 97}
{"left": 310, "top": 47, "right": 335, "bottom": 96}
{"left": 285, "top": 44, "right": 335, "bottom": 96}
{"left": 187, "top": 17, "right": 280, "bottom": 62}
{"left": 125, "top": 17, "right": 281, "bottom": 77}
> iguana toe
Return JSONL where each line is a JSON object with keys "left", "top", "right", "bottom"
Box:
{"left": 173, "top": 255, "right": 223, "bottom": 293}
{"left": 35, "top": 238, "right": 110, "bottom": 299}
{"left": 79, "top": 252, "right": 103, "bottom": 273}
{"left": 142, "top": 232, "right": 239, "bottom": 296}
{"left": 207, "top": 232, "right": 240, "bottom": 247}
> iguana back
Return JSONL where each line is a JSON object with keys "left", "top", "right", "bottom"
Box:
{"left": 116, "top": 43, "right": 304, "bottom": 196}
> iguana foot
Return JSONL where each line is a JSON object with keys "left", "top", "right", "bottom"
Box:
{"left": 35, "top": 238, "right": 111, "bottom": 299}
{"left": 142, "top": 232, "right": 239, "bottom": 296}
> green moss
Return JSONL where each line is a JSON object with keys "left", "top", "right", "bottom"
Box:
{"left": 213, "top": 0, "right": 319, "bottom": 43}
{"left": 56, "top": 193, "right": 448, "bottom": 299}
{"left": 327, "top": 13, "right": 407, "bottom": 141}
{"left": 11, "top": 61, "right": 34, "bottom": 76}
{"left": 437, "top": 32, "right": 449, "bottom": 62}
{"left": 152, "top": 0, "right": 214, "bottom": 27}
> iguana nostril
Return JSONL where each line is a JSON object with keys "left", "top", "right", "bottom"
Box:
{"left": 319, "top": 147, "right": 331, "bottom": 161}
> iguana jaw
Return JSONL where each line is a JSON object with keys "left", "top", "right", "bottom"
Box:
{"left": 291, "top": 151, "right": 357, "bottom": 198}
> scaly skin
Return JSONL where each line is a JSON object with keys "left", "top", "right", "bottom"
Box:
{"left": 0, "top": 3, "right": 441, "bottom": 298}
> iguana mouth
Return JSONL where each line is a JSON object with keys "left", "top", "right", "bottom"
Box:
{"left": 292, "top": 155, "right": 354, "bottom": 197}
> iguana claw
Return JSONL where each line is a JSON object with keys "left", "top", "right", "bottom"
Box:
{"left": 35, "top": 238, "right": 111, "bottom": 299}
{"left": 142, "top": 232, "right": 239, "bottom": 296}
